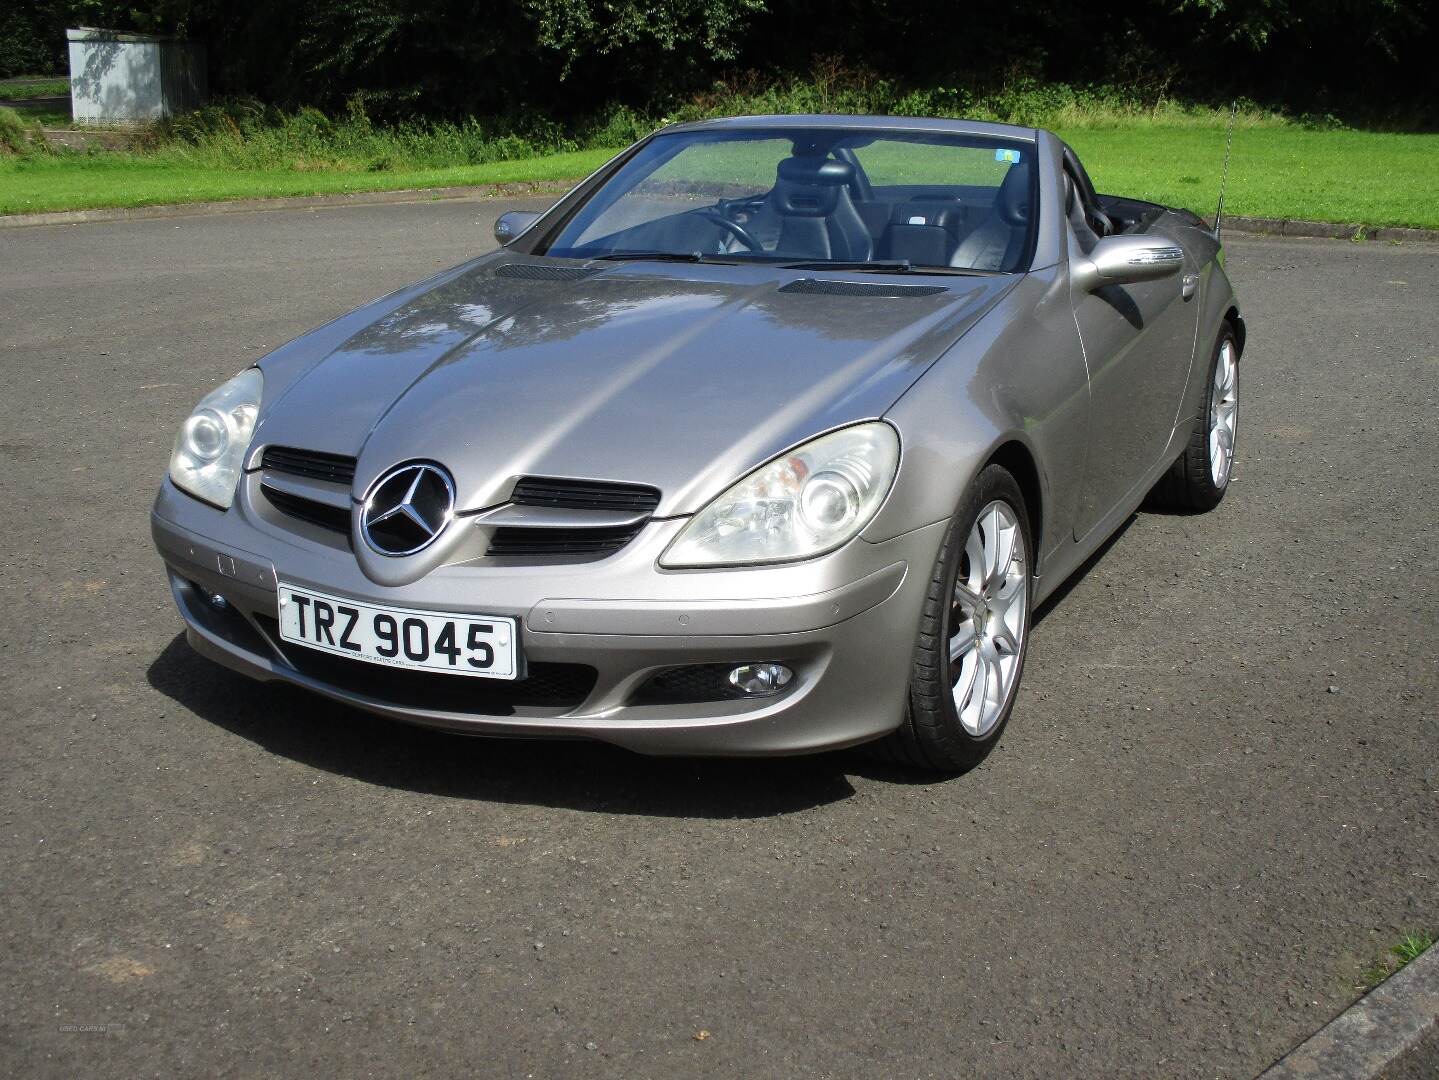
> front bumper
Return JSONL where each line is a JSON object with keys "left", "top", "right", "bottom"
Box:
{"left": 151, "top": 477, "right": 944, "bottom": 756}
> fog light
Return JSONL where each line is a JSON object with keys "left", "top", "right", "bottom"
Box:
{"left": 207, "top": 591, "right": 228, "bottom": 611}
{"left": 726, "top": 663, "right": 793, "bottom": 696}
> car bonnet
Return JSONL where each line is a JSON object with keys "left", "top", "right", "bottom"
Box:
{"left": 250, "top": 257, "right": 1016, "bottom": 518}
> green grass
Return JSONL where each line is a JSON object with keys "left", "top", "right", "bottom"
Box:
{"left": 1361, "top": 931, "right": 1435, "bottom": 990}
{"left": 1060, "top": 127, "right": 1439, "bottom": 230}
{"left": 15, "top": 104, "right": 70, "bottom": 127}
{"left": 1, "top": 73, "right": 1435, "bottom": 227}
{"left": 6, "top": 125, "right": 1435, "bottom": 228}
{"left": 0, "top": 148, "right": 617, "bottom": 215}
{"left": 0, "top": 78, "right": 68, "bottom": 100}
{"left": 641, "top": 137, "right": 1020, "bottom": 191}
{"left": 629, "top": 125, "right": 1439, "bottom": 228}
{"left": 0, "top": 106, "right": 47, "bottom": 156}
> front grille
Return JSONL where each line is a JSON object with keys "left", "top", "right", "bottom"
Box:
{"left": 262, "top": 446, "right": 358, "bottom": 486}
{"left": 510, "top": 477, "right": 661, "bottom": 513}
{"left": 257, "top": 457, "right": 658, "bottom": 559}
{"left": 259, "top": 446, "right": 356, "bottom": 538}
{"left": 255, "top": 615, "right": 596, "bottom": 712}
{"left": 261, "top": 483, "right": 351, "bottom": 534}
{"left": 487, "top": 523, "right": 644, "bottom": 557}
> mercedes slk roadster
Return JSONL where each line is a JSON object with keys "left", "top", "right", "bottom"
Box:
{"left": 152, "top": 115, "right": 1244, "bottom": 772}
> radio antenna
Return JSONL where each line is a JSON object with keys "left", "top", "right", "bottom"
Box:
{"left": 1213, "top": 101, "right": 1237, "bottom": 237}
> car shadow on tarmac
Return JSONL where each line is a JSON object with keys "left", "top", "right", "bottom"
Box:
{"left": 146, "top": 635, "right": 864, "bottom": 817}
{"left": 1032, "top": 513, "right": 1135, "bottom": 625}
{"left": 145, "top": 514, "right": 1139, "bottom": 816}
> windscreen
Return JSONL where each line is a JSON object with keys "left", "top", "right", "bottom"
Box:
{"left": 541, "top": 128, "right": 1037, "bottom": 273}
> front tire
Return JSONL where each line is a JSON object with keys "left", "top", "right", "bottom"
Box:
{"left": 1148, "top": 326, "right": 1239, "bottom": 512}
{"left": 871, "top": 464, "right": 1033, "bottom": 774}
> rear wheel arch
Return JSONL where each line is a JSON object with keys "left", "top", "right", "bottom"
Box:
{"left": 1146, "top": 324, "right": 1237, "bottom": 512}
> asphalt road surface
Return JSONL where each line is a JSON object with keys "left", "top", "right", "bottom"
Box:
{"left": 2, "top": 199, "right": 1435, "bottom": 1079}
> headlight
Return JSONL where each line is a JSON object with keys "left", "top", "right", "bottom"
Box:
{"left": 661, "top": 422, "right": 899, "bottom": 568}
{"left": 168, "top": 368, "right": 262, "bottom": 508}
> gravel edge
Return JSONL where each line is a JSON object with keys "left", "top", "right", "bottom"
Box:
{"left": 0, "top": 186, "right": 1436, "bottom": 240}
{"left": 1225, "top": 216, "right": 1437, "bottom": 244}
{"left": 1259, "top": 944, "right": 1439, "bottom": 1079}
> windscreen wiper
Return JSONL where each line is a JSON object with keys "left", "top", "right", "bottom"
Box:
{"left": 778, "top": 259, "right": 1004, "bottom": 277}
{"left": 586, "top": 251, "right": 739, "bottom": 264}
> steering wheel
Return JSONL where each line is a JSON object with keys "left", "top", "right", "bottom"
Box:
{"left": 695, "top": 208, "right": 763, "bottom": 252}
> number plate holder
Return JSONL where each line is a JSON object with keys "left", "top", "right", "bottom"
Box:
{"left": 276, "top": 582, "right": 520, "bottom": 681}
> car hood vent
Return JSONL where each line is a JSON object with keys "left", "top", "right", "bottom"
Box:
{"left": 779, "top": 278, "right": 948, "bottom": 298}
{"left": 492, "top": 263, "right": 596, "bottom": 282}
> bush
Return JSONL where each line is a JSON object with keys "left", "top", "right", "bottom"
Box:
{"left": 123, "top": 69, "right": 1303, "bottom": 175}
{"left": 140, "top": 96, "right": 586, "bottom": 171}
{"left": 0, "top": 106, "right": 49, "bottom": 155}
{"left": 666, "top": 65, "right": 1286, "bottom": 131}
{"left": 0, "top": 1, "right": 1433, "bottom": 122}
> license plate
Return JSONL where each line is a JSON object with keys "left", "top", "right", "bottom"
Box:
{"left": 276, "top": 583, "right": 518, "bottom": 680}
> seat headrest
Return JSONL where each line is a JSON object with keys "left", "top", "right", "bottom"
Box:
{"left": 776, "top": 156, "right": 855, "bottom": 187}
{"left": 771, "top": 156, "right": 856, "bottom": 217}
{"left": 995, "top": 163, "right": 1032, "bottom": 226}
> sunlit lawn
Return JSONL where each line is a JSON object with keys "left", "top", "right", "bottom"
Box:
{"left": 1059, "top": 126, "right": 1437, "bottom": 230}
{"left": 0, "top": 148, "right": 617, "bottom": 215}
{"left": 2, "top": 127, "right": 1435, "bottom": 228}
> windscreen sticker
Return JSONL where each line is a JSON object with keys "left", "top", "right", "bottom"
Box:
{"left": 995, "top": 148, "right": 1022, "bottom": 163}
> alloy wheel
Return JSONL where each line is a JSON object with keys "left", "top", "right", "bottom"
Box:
{"left": 949, "top": 501, "right": 1028, "bottom": 737}
{"left": 1209, "top": 339, "right": 1239, "bottom": 488}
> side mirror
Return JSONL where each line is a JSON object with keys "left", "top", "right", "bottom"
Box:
{"left": 494, "top": 210, "right": 541, "bottom": 246}
{"left": 1072, "top": 235, "right": 1184, "bottom": 291}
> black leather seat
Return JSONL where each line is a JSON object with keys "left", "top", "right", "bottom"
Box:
{"left": 880, "top": 201, "right": 965, "bottom": 265}
{"left": 745, "top": 156, "right": 875, "bottom": 261}
{"left": 951, "top": 163, "right": 1032, "bottom": 271}
{"left": 1065, "top": 174, "right": 1102, "bottom": 253}
{"left": 1064, "top": 173, "right": 1114, "bottom": 252}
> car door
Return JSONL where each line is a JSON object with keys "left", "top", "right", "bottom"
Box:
{"left": 1065, "top": 156, "right": 1198, "bottom": 539}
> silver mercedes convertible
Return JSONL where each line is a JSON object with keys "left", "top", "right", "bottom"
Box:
{"left": 152, "top": 114, "right": 1244, "bottom": 772}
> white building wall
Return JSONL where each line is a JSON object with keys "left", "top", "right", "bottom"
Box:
{"left": 67, "top": 28, "right": 206, "bottom": 127}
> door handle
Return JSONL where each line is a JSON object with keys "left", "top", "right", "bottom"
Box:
{"left": 1182, "top": 273, "right": 1199, "bottom": 300}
